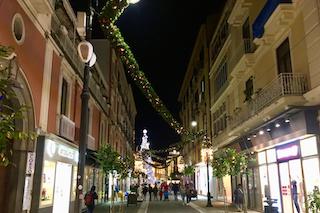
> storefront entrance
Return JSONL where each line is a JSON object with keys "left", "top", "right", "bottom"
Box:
{"left": 279, "top": 159, "right": 305, "bottom": 213}
{"left": 52, "top": 162, "right": 72, "bottom": 213}
{"left": 258, "top": 136, "right": 320, "bottom": 213}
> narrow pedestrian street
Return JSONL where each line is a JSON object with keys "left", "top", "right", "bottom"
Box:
{"left": 94, "top": 195, "right": 198, "bottom": 213}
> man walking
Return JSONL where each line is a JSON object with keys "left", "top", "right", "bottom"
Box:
{"left": 84, "top": 186, "right": 98, "bottom": 213}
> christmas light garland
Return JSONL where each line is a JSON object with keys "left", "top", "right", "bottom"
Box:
{"left": 98, "top": 1, "right": 186, "bottom": 135}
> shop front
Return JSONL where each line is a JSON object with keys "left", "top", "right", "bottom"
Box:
{"left": 195, "top": 163, "right": 214, "bottom": 196}
{"left": 257, "top": 136, "right": 320, "bottom": 213}
{"left": 31, "top": 135, "right": 78, "bottom": 213}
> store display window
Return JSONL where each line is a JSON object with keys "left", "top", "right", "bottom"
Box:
{"left": 40, "top": 160, "right": 56, "bottom": 207}
{"left": 71, "top": 166, "right": 77, "bottom": 201}
{"left": 300, "top": 137, "right": 318, "bottom": 157}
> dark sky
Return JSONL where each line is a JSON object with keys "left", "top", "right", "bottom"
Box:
{"left": 72, "top": 0, "right": 225, "bottom": 150}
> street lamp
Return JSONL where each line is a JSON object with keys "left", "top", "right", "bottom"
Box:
{"left": 206, "top": 149, "right": 212, "bottom": 207}
{"left": 191, "top": 120, "right": 197, "bottom": 127}
{"left": 75, "top": 2, "right": 95, "bottom": 212}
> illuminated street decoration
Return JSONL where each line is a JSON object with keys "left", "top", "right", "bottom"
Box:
{"left": 140, "top": 129, "right": 155, "bottom": 184}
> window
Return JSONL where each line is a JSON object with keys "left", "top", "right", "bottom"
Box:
{"left": 276, "top": 38, "right": 292, "bottom": 74}
{"left": 12, "top": 13, "right": 25, "bottom": 44}
{"left": 242, "top": 18, "right": 251, "bottom": 39}
{"left": 60, "top": 78, "right": 68, "bottom": 116}
{"left": 212, "top": 102, "right": 227, "bottom": 136}
{"left": 214, "top": 59, "right": 228, "bottom": 97}
{"left": 244, "top": 76, "right": 253, "bottom": 102}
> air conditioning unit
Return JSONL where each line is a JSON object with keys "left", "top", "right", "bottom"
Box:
{"left": 59, "top": 115, "right": 75, "bottom": 141}
{"left": 87, "top": 135, "right": 96, "bottom": 151}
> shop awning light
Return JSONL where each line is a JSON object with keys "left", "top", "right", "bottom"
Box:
{"left": 259, "top": 130, "right": 264, "bottom": 135}
{"left": 267, "top": 128, "right": 271, "bottom": 132}
{"left": 253, "top": 134, "right": 257, "bottom": 138}
{"left": 285, "top": 119, "right": 290, "bottom": 123}
{"left": 275, "top": 123, "right": 281, "bottom": 128}
{"left": 247, "top": 137, "right": 251, "bottom": 141}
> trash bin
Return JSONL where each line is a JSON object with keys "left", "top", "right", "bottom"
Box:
{"left": 127, "top": 193, "right": 137, "bottom": 206}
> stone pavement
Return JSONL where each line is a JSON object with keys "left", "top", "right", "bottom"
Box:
{"left": 86, "top": 194, "right": 262, "bottom": 213}
{"left": 188, "top": 195, "right": 261, "bottom": 213}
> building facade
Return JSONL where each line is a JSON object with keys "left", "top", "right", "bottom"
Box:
{"left": 178, "top": 23, "right": 214, "bottom": 195}
{"left": 0, "top": 0, "right": 136, "bottom": 212}
{"left": 208, "top": 0, "right": 320, "bottom": 212}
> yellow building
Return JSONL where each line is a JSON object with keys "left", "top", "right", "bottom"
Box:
{"left": 207, "top": 0, "right": 320, "bottom": 212}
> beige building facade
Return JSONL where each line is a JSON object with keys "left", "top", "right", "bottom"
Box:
{"left": 207, "top": 0, "right": 320, "bottom": 212}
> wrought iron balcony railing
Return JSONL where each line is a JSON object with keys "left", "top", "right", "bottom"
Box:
{"left": 230, "top": 73, "right": 308, "bottom": 129}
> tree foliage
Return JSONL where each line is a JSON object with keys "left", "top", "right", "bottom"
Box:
{"left": 211, "top": 148, "right": 249, "bottom": 178}
{"left": 308, "top": 187, "right": 320, "bottom": 212}
{"left": 183, "top": 165, "right": 195, "bottom": 176}
{"left": 96, "top": 144, "right": 134, "bottom": 178}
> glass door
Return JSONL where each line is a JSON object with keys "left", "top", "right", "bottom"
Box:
{"left": 279, "top": 162, "right": 293, "bottom": 213}
{"left": 52, "top": 162, "right": 72, "bottom": 213}
{"left": 289, "top": 159, "right": 305, "bottom": 213}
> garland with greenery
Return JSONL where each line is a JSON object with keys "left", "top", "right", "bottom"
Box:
{"left": 0, "top": 45, "right": 36, "bottom": 166}
{"left": 98, "top": 0, "right": 187, "bottom": 135}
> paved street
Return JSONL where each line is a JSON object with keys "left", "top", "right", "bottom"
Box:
{"left": 93, "top": 195, "right": 198, "bottom": 213}
{"left": 92, "top": 195, "right": 262, "bottom": 213}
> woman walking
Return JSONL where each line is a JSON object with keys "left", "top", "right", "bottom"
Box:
{"left": 234, "top": 184, "right": 244, "bottom": 212}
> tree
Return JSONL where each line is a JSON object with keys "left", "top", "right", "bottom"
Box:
{"left": 308, "top": 186, "right": 320, "bottom": 213}
{"left": 183, "top": 164, "right": 195, "bottom": 176}
{"left": 211, "top": 148, "right": 249, "bottom": 212}
{"left": 0, "top": 45, "right": 35, "bottom": 166}
{"left": 96, "top": 144, "right": 122, "bottom": 174}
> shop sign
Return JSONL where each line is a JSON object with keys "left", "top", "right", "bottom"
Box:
{"left": 45, "top": 139, "right": 78, "bottom": 163}
{"left": 26, "top": 152, "right": 35, "bottom": 175}
{"left": 276, "top": 141, "right": 300, "bottom": 162}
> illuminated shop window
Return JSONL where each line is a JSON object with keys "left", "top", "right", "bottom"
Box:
{"left": 300, "top": 137, "right": 318, "bottom": 157}
{"left": 266, "top": 149, "right": 276, "bottom": 163}
{"left": 258, "top": 151, "right": 266, "bottom": 165}
{"left": 40, "top": 161, "right": 56, "bottom": 207}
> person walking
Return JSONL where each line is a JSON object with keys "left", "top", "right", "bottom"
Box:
{"left": 142, "top": 185, "right": 148, "bottom": 201}
{"left": 172, "top": 183, "right": 179, "bottom": 201}
{"left": 186, "top": 184, "right": 191, "bottom": 204}
{"left": 84, "top": 186, "right": 98, "bottom": 213}
{"left": 291, "top": 180, "right": 301, "bottom": 213}
{"left": 180, "top": 183, "right": 186, "bottom": 205}
{"left": 234, "top": 184, "right": 244, "bottom": 212}
{"left": 148, "top": 184, "right": 153, "bottom": 201}
{"left": 153, "top": 184, "right": 158, "bottom": 200}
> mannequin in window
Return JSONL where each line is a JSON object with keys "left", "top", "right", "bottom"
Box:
{"left": 291, "top": 180, "right": 300, "bottom": 213}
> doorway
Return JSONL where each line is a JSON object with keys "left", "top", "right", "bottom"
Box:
{"left": 279, "top": 159, "right": 305, "bottom": 213}
{"left": 52, "top": 162, "right": 72, "bottom": 213}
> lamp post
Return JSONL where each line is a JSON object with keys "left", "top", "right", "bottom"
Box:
{"left": 75, "top": 1, "right": 95, "bottom": 212}
{"left": 206, "top": 150, "right": 212, "bottom": 207}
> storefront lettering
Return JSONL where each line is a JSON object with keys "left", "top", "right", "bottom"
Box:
{"left": 46, "top": 139, "right": 78, "bottom": 163}
{"left": 58, "top": 146, "right": 74, "bottom": 160}
{"left": 276, "top": 144, "right": 300, "bottom": 161}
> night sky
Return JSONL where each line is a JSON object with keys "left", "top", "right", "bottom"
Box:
{"left": 72, "top": 0, "right": 225, "bottom": 150}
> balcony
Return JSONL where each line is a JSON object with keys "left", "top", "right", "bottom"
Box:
{"left": 253, "top": 0, "right": 293, "bottom": 39}
{"left": 87, "top": 135, "right": 96, "bottom": 151}
{"left": 228, "top": 0, "right": 253, "bottom": 26}
{"left": 59, "top": 115, "right": 75, "bottom": 141}
{"left": 229, "top": 39, "right": 256, "bottom": 77}
{"left": 229, "top": 73, "right": 308, "bottom": 133}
